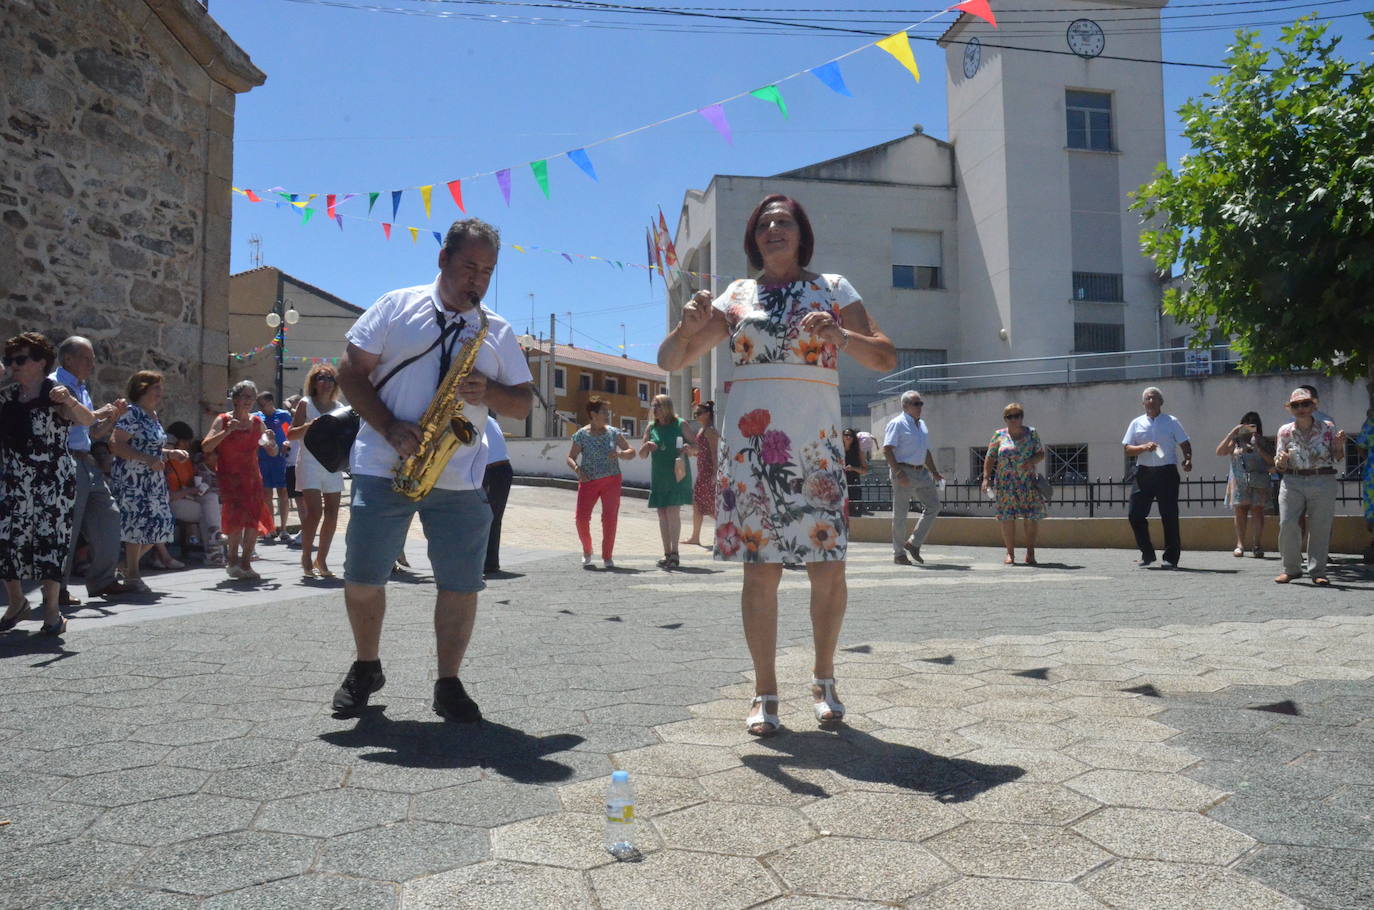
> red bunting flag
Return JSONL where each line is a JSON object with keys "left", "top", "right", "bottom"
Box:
{"left": 326, "top": 194, "right": 337, "bottom": 220}
{"left": 658, "top": 208, "right": 678, "bottom": 267}
{"left": 447, "top": 179, "right": 465, "bottom": 213}
{"left": 948, "top": 0, "right": 998, "bottom": 28}
{"left": 245, "top": 189, "right": 262, "bottom": 203}
{"left": 382, "top": 223, "right": 392, "bottom": 240}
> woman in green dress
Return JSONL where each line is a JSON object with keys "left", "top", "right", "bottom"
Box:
{"left": 639, "top": 393, "right": 698, "bottom": 568}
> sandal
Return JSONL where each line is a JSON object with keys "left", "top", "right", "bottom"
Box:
{"left": 1232, "top": 547, "right": 1244, "bottom": 558}
{"left": 1313, "top": 576, "right": 1331, "bottom": 587}
{"left": 0, "top": 607, "right": 25, "bottom": 633}
{"left": 746, "top": 694, "right": 780, "bottom": 737}
{"left": 811, "top": 678, "right": 845, "bottom": 724}
{"left": 1024, "top": 550, "right": 1038, "bottom": 566}
{"left": 1003, "top": 554, "right": 1015, "bottom": 565}
{"left": 39, "top": 617, "right": 68, "bottom": 637}
{"left": 1274, "top": 572, "right": 1302, "bottom": 584}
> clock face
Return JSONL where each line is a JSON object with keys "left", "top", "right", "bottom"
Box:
{"left": 963, "top": 37, "right": 981, "bottom": 79}
{"left": 1066, "top": 19, "right": 1105, "bottom": 58}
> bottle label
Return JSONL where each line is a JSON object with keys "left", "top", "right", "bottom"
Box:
{"left": 605, "top": 803, "right": 635, "bottom": 823}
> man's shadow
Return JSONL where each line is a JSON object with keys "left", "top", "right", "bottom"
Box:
{"left": 320, "top": 709, "right": 585, "bottom": 785}
{"left": 740, "top": 724, "right": 1024, "bottom": 804}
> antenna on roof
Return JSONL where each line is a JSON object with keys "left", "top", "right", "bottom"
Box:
{"left": 248, "top": 234, "right": 263, "bottom": 268}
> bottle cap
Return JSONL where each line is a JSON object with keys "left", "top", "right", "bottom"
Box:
{"left": 611, "top": 770, "right": 629, "bottom": 783}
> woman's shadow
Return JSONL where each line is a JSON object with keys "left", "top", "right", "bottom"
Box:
{"left": 741, "top": 724, "right": 1024, "bottom": 804}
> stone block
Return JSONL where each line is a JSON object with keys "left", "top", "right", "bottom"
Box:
{"left": 1237, "top": 845, "right": 1374, "bottom": 910}
{"left": 1082, "top": 859, "right": 1304, "bottom": 910}
{"left": 925, "top": 822, "right": 1111, "bottom": 881}
{"left": 87, "top": 793, "right": 258, "bottom": 846}
{"left": 802, "top": 789, "right": 963, "bottom": 840}
{"left": 916, "top": 879, "right": 1109, "bottom": 910}
{"left": 73, "top": 47, "right": 146, "bottom": 98}
{"left": 413, "top": 779, "right": 561, "bottom": 829}
{"left": 591, "top": 850, "right": 778, "bottom": 910}
{"left": 202, "top": 875, "right": 398, "bottom": 910}
{"left": 1067, "top": 769, "right": 1228, "bottom": 811}
{"left": 319, "top": 820, "right": 490, "bottom": 881}
{"left": 653, "top": 802, "right": 811, "bottom": 856}
{"left": 1073, "top": 807, "right": 1255, "bottom": 864}
{"left": 134, "top": 830, "right": 317, "bottom": 896}
{"left": 404, "top": 860, "right": 594, "bottom": 910}
{"left": 769, "top": 836, "right": 955, "bottom": 902}
{"left": 949, "top": 782, "right": 1101, "bottom": 826}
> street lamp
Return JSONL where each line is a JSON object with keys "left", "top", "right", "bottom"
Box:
{"left": 266, "top": 296, "right": 299, "bottom": 402}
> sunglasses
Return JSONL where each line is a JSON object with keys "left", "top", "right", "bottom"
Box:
{"left": 316, "top": 375, "right": 337, "bottom": 382}
{"left": 907, "top": 401, "right": 924, "bottom": 407}
{"left": 2, "top": 354, "right": 33, "bottom": 367}
{"left": 1005, "top": 412, "right": 1024, "bottom": 419}
{"left": 1289, "top": 401, "right": 1314, "bottom": 409}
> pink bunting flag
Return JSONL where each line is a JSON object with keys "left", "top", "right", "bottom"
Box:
{"left": 496, "top": 168, "right": 512, "bottom": 206}
{"left": 326, "top": 194, "right": 337, "bottom": 220}
{"left": 447, "top": 179, "right": 465, "bottom": 213}
{"left": 697, "top": 105, "right": 732, "bottom": 145}
{"left": 245, "top": 189, "right": 262, "bottom": 203}
{"left": 949, "top": 0, "right": 998, "bottom": 28}
{"left": 382, "top": 223, "right": 392, "bottom": 240}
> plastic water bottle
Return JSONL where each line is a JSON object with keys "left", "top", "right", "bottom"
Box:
{"left": 603, "top": 770, "right": 639, "bottom": 860}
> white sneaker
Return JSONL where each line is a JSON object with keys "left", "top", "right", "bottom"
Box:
{"left": 603, "top": 558, "right": 615, "bottom": 570}
{"left": 226, "top": 565, "right": 245, "bottom": 579}
{"left": 582, "top": 554, "right": 594, "bottom": 569}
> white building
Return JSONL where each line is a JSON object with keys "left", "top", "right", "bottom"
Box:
{"left": 666, "top": 0, "right": 1172, "bottom": 420}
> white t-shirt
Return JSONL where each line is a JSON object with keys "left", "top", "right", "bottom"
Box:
{"left": 346, "top": 278, "right": 532, "bottom": 491}
{"left": 883, "top": 413, "right": 929, "bottom": 465}
{"left": 483, "top": 414, "right": 510, "bottom": 464}
{"left": 1121, "top": 412, "right": 1189, "bottom": 467}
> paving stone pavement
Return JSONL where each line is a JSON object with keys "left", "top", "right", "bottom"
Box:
{"left": 1, "top": 485, "right": 1372, "bottom": 908}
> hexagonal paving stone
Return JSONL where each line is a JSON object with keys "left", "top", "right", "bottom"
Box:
{"left": 1207, "top": 795, "right": 1374, "bottom": 850}
{"left": 202, "top": 874, "right": 398, "bottom": 909}
{"left": 53, "top": 766, "right": 210, "bottom": 808}
{"left": 30, "top": 741, "right": 172, "bottom": 777}
{"left": 493, "top": 811, "right": 662, "bottom": 869}
{"left": 769, "top": 836, "right": 955, "bottom": 903}
{"left": 965, "top": 700, "right": 1072, "bottom": 725}
{"left": 318, "top": 820, "right": 490, "bottom": 881}
{"left": 1060, "top": 739, "right": 1199, "bottom": 773}
{"left": 559, "top": 772, "right": 707, "bottom": 817}
{"left": 867, "top": 706, "right": 980, "bottom": 732}
{"left": 0, "top": 800, "right": 103, "bottom": 847}
{"left": 404, "top": 859, "right": 594, "bottom": 910}
{"left": 924, "top": 822, "right": 1111, "bottom": 881}
{"left": 1066, "top": 770, "right": 1228, "bottom": 811}
{"left": 345, "top": 759, "right": 485, "bottom": 794}
{"left": 1081, "top": 859, "right": 1304, "bottom": 910}
{"left": 129, "top": 718, "right": 256, "bottom": 746}
{"left": 203, "top": 759, "right": 347, "bottom": 801}
{"left": 654, "top": 802, "right": 812, "bottom": 856}
{"left": 87, "top": 793, "right": 259, "bottom": 846}
{"left": 948, "top": 782, "right": 1101, "bottom": 826}
{"left": 697, "top": 764, "right": 837, "bottom": 806}
{"left": 5, "top": 720, "right": 137, "bottom": 752}
{"left": 953, "top": 747, "right": 1090, "bottom": 783}
{"left": 256, "top": 785, "right": 408, "bottom": 837}
{"left": 590, "top": 849, "right": 778, "bottom": 910}
{"left": 163, "top": 736, "right": 298, "bottom": 771}
{"left": 612, "top": 743, "right": 741, "bottom": 778}
{"left": 1057, "top": 715, "right": 1181, "bottom": 743}
{"left": 915, "top": 878, "right": 1110, "bottom": 909}
{"left": 134, "top": 830, "right": 318, "bottom": 896}
{"left": 958, "top": 721, "right": 1073, "bottom": 751}
{"left": 0, "top": 840, "right": 153, "bottom": 909}
{"left": 802, "top": 790, "right": 963, "bottom": 840}
{"left": 414, "top": 779, "right": 562, "bottom": 828}
{"left": 1073, "top": 807, "right": 1255, "bottom": 864}
{"left": 0, "top": 767, "right": 66, "bottom": 806}
{"left": 1054, "top": 695, "right": 1165, "bottom": 718}
{"left": 752, "top": 898, "right": 885, "bottom": 910}
{"left": 653, "top": 717, "right": 757, "bottom": 747}
{"left": 1236, "top": 844, "right": 1374, "bottom": 910}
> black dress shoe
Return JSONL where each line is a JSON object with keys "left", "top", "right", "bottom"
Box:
{"left": 93, "top": 580, "right": 136, "bottom": 598}
{"left": 331, "top": 661, "right": 385, "bottom": 715}
{"left": 433, "top": 677, "right": 481, "bottom": 723}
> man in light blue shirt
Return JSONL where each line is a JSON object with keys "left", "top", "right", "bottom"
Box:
{"left": 882, "top": 390, "right": 944, "bottom": 565}
{"left": 50, "top": 337, "right": 133, "bottom": 601}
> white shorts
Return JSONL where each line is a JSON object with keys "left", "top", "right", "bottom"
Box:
{"left": 296, "top": 454, "right": 345, "bottom": 494}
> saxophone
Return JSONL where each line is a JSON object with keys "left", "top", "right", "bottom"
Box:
{"left": 393, "top": 304, "right": 489, "bottom": 501}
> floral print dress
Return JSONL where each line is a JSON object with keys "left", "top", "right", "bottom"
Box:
{"left": 987, "top": 427, "right": 1046, "bottom": 521}
{"left": 1356, "top": 417, "right": 1374, "bottom": 523}
{"left": 112, "top": 405, "right": 174, "bottom": 545}
{"left": 711, "top": 275, "right": 857, "bottom": 563}
{"left": 0, "top": 381, "right": 76, "bottom": 582}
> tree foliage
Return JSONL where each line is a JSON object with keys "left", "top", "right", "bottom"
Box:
{"left": 1133, "top": 14, "right": 1374, "bottom": 400}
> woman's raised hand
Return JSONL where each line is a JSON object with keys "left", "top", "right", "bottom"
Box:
{"left": 680, "top": 291, "right": 714, "bottom": 335}
{"left": 799, "top": 309, "right": 844, "bottom": 346}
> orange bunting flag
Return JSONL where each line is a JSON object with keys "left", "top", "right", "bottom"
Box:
{"left": 658, "top": 208, "right": 679, "bottom": 267}
{"left": 382, "top": 223, "right": 392, "bottom": 240}
{"left": 876, "top": 32, "right": 920, "bottom": 83}
{"left": 949, "top": 0, "right": 998, "bottom": 28}
{"left": 447, "top": 179, "right": 465, "bottom": 213}
{"left": 407, "top": 227, "right": 419, "bottom": 244}
{"left": 420, "top": 185, "right": 433, "bottom": 218}
{"left": 326, "top": 194, "right": 337, "bottom": 219}
{"left": 245, "top": 189, "right": 262, "bottom": 202}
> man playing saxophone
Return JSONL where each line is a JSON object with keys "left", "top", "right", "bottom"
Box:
{"left": 333, "top": 218, "right": 533, "bottom": 721}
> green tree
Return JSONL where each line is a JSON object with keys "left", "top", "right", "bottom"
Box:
{"left": 1133, "top": 14, "right": 1374, "bottom": 405}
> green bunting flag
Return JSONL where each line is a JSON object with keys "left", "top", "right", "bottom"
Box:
{"left": 750, "top": 85, "right": 789, "bottom": 119}
{"left": 530, "top": 159, "right": 550, "bottom": 199}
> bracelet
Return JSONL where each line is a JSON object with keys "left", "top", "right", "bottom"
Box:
{"left": 837, "top": 329, "right": 851, "bottom": 350}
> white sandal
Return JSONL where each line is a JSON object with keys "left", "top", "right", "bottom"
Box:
{"left": 811, "top": 678, "right": 845, "bottom": 723}
{"left": 745, "top": 694, "right": 780, "bottom": 736}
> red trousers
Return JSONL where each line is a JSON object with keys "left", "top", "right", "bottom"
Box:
{"left": 576, "top": 474, "right": 622, "bottom": 560}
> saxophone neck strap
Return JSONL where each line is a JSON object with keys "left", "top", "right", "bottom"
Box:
{"left": 372, "top": 311, "right": 467, "bottom": 396}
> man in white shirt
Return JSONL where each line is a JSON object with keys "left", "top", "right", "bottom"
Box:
{"left": 882, "top": 390, "right": 944, "bottom": 564}
{"left": 333, "top": 219, "right": 533, "bottom": 721}
{"left": 1121, "top": 386, "right": 1192, "bottom": 568}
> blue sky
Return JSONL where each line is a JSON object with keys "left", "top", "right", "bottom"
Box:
{"left": 214, "top": 1, "right": 1372, "bottom": 361}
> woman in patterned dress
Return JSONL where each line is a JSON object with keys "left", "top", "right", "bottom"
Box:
{"left": 638, "top": 394, "right": 698, "bottom": 569}
{"left": 684, "top": 400, "right": 719, "bottom": 547}
{"left": 1274, "top": 387, "right": 1345, "bottom": 586}
{"left": 657, "top": 194, "right": 895, "bottom": 736}
{"left": 203, "top": 380, "right": 277, "bottom": 582}
{"left": 1, "top": 332, "right": 95, "bottom": 636}
{"left": 1214, "top": 411, "right": 1275, "bottom": 558}
{"left": 981, "top": 403, "right": 1046, "bottom": 566}
{"left": 110, "top": 371, "right": 187, "bottom": 593}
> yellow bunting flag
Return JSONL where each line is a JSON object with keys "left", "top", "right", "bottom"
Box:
{"left": 876, "top": 32, "right": 920, "bottom": 82}
{"left": 420, "top": 185, "right": 433, "bottom": 218}
{"left": 408, "top": 227, "right": 419, "bottom": 244}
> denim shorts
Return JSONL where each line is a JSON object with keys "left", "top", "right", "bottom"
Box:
{"left": 343, "top": 473, "right": 491, "bottom": 592}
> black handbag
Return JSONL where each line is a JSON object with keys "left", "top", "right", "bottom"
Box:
{"left": 304, "top": 314, "right": 466, "bottom": 474}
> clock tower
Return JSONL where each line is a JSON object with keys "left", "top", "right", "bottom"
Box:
{"left": 939, "top": 0, "right": 1168, "bottom": 369}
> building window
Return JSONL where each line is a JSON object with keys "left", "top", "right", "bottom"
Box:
{"left": 579, "top": 374, "right": 592, "bottom": 392}
{"left": 553, "top": 367, "right": 566, "bottom": 393}
{"left": 1066, "top": 90, "right": 1113, "bottom": 151}
{"left": 1047, "top": 444, "right": 1089, "bottom": 482}
{"left": 620, "top": 418, "right": 636, "bottom": 436}
{"left": 892, "top": 230, "right": 943, "bottom": 290}
{"left": 1072, "top": 271, "right": 1123, "bottom": 302}
{"left": 637, "top": 381, "right": 649, "bottom": 402}
{"left": 604, "top": 377, "right": 619, "bottom": 394}
{"left": 1073, "top": 322, "right": 1125, "bottom": 353}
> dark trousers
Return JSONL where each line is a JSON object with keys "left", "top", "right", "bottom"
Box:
{"left": 1128, "top": 464, "right": 1181, "bottom": 563}
{"left": 482, "top": 460, "right": 514, "bottom": 573}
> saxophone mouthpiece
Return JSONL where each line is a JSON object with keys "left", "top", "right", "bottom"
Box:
{"left": 467, "top": 291, "right": 480, "bottom": 306}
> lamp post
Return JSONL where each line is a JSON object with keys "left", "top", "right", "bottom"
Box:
{"left": 266, "top": 290, "right": 299, "bottom": 402}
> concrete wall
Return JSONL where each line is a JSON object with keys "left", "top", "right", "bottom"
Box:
{"left": 507, "top": 437, "right": 652, "bottom": 488}
{"left": 0, "top": 0, "right": 263, "bottom": 432}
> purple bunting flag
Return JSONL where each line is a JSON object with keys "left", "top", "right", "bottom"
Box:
{"left": 496, "top": 168, "right": 512, "bottom": 206}
{"left": 697, "top": 104, "right": 732, "bottom": 144}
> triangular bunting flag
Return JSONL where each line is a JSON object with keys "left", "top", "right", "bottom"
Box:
{"left": 407, "top": 227, "right": 418, "bottom": 244}
{"left": 810, "top": 61, "right": 852, "bottom": 96}
{"left": 335, "top": 215, "right": 344, "bottom": 231}
{"left": 876, "top": 32, "right": 920, "bottom": 82}
{"left": 382, "top": 222, "right": 392, "bottom": 240}
{"left": 245, "top": 189, "right": 262, "bottom": 202}
{"left": 496, "top": 168, "right": 512, "bottom": 206}
{"left": 658, "top": 208, "right": 678, "bottom": 267}
{"left": 300, "top": 208, "right": 315, "bottom": 224}
{"left": 645, "top": 226, "right": 655, "bottom": 287}
{"left": 432, "top": 231, "right": 443, "bottom": 246}
{"left": 697, "top": 105, "right": 732, "bottom": 144}
{"left": 326, "top": 194, "right": 337, "bottom": 220}
{"left": 749, "top": 85, "right": 789, "bottom": 118}
{"left": 391, "top": 190, "right": 403, "bottom": 221}
{"left": 420, "top": 185, "right": 433, "bottom": 218}
{"left": 561, "top": 252, "right": 573, "bottom": 263}
{"left": 949, "top": 0, "right": 998, "bottom": 28}
{"left": 447, "top": 179, "right": 465, "bottom": 212}
{"left": 566, "top": 148, "right": 598, "bottom": 182}
{"left": 530, "top": 159, "right": 550, "bottom": 199}
{"left": 367, "top": 192, "right": 380, "bottom": 215}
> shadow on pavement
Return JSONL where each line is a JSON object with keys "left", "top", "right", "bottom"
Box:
{"left": 1018, "top": 562, "right": 1083, "bottom": 570}
{"left": 913, "top": 563, "right": 972, "bottom": 572}
{"left": 320, "top": 711, "right": 586, "bottom": 784}
{"left": 663, "top": 565, "right": 722, "bottom": 575}
{"left": 740, "top": 726, "right": 1024, "bottom": 804}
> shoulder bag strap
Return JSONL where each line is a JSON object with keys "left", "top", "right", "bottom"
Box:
{"left": 371, "top": 314, "right": 463, "bottom": 395}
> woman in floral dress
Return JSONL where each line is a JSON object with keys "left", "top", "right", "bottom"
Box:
{"left": 685, "top": 399, "right": 719, "bottom": 547}
{"left": 657, "top": 194, "right": 895, "bottom": 736}
{"left": 1, "top": 332, "right": 94, "bottom": 636}
{"left": 203, "top": 380, "right": 277, "bottom": 582}
{"left": 981, "top": 403, "right": 1046, "bottom": 566}
{"left": 110, "top": 371, "right": 186, "bottom": 593}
